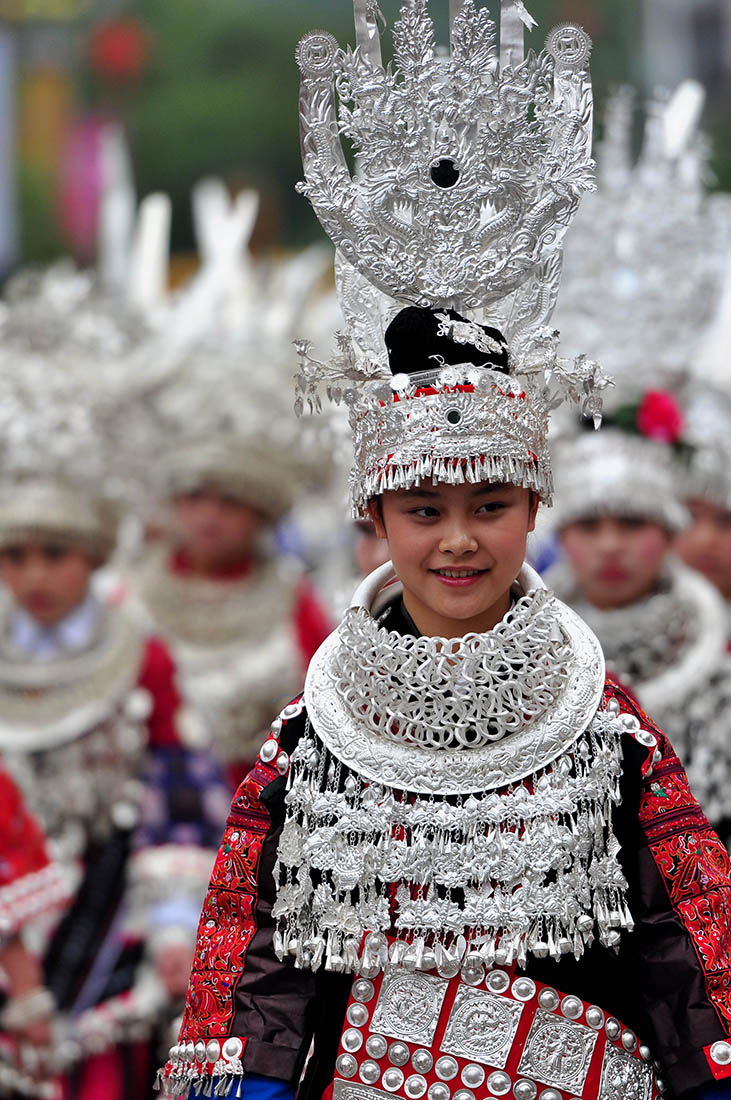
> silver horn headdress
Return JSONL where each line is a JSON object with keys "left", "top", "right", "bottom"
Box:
{"left": 294, "top": 0, "right": 608, "bottom": 517}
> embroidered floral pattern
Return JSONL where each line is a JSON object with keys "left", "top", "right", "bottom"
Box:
{"left": 621, "top": 688, "right": 731, "bottom": 1034}
{"left": 174, "top": 707, "right": 289, "bottom": 1046}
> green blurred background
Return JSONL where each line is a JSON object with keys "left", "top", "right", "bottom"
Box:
{"left": 2, "top": 0, "right": 730, "bottom": 273}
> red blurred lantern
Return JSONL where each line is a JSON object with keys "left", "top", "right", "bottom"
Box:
{"left": 88, "top": 17, "right": 150, "bottom": 84}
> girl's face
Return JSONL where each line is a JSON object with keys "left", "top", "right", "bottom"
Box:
{"left": 0, "top": 542, "right": 95, "bottom": 626}
{"left": 172, "top": 488, "right": 265, "bottom": 572}
{"left": 369, "top": 480, "right": 538, "bottom": 638}
{"left": 560, "top": 515, "right": 671, "bottom": 610}
{"left": 675, "top": 498, "right": 731, "bottom": 600}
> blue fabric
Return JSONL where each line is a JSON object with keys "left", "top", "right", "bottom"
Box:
{"left": 188, "top": 1072, "right": 296, "bottom": 1100}
{"left": 687, "top": 1088, "right": 731, "bottom": 1100}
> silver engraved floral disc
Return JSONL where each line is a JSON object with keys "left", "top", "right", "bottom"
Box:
{"left": 442, "top": 986, "right": 524, "bottom": 1068}
{"left": 295, "top": 31, "right": 339, "bottom": 78}
{"left": 545, "top": 24, "right": 592, "bottom": 71}
{"left": 371, "top": 969, "right": 449, "bottom": 1046}
{"left": 598, "top": 1047, "right": 653, "bottom": 1100}
{"left": 517, "top": 1009, "right": 599, "bottom": 1093}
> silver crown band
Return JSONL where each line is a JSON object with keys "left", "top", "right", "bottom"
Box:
{"left": 349, "top": 367, "right": 551, "bottom": 516}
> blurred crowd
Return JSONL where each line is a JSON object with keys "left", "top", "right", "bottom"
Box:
{"left": 0, "top": 6, "right": 730, "bottom": 1100}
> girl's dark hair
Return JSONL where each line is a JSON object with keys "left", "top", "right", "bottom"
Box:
{"left": 384, "top": 306, "right": 510, "bottom": 377}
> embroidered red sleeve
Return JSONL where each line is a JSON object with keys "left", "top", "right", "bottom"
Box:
{"left": 171, "top": 699, "right": 300, "bottom": 1060}
{"left": 612, "top": 685, "right": 731, "bottom": 1079}
{"left": 0, "top": 768, "right": 71, "bottom": 939}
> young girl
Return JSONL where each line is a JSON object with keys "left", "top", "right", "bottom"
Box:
{"left": 128, "top": 189, "right": 333, "bottom": 787}
{"left": 0, "top": 265, "right": 229, "bottom": 1098}
{"left": 674, "top": 384, "right": 731, "bottom": 634}
{"left": 160, "top": 4, "right": 731, "bottom": 1100}
{"left": 549, "top": 393, "right": 731, "bottom": 841}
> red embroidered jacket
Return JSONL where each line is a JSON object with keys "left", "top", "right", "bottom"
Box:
{"left": 170, "top": 683, "right": 731, "bottom": 1100}
{"left": 0, "top": 768, "right": 71, "bottom": 942}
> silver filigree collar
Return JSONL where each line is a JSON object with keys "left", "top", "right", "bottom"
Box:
{"left": 304, "top": 562, "right": 605, "bottom": 794}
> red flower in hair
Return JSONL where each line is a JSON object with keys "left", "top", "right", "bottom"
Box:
{"left": 636, "top": 390, "right": 684, "bottom": 444}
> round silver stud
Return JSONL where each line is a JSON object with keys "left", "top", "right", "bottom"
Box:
{"left": 222, "top": 1037, "right": 243, "bottom": 1060}
{"left": 585, "top": 1006, "right": 605, "bottom": 1030}
{"left": 656, "top": 1080, "right": 667, "bottom": 1095}
{"left": 512, "top": 977, "right": 536, "bottom": 1002}
{"left": 429, "top": 1085, "right": 450, "bottom": 1100}
{"left": 388, "top": 1042, "right": 410, "bottom": 1067}
{"left": 270, "top": 717, "right": 283, "bottom": 735}
{"left": 383, "top": 1068, "right": 405, "bottom": 1092}
{"left": 621, "top": 1030, "right": 637, "bottom": 1052}
{"left": 605, "top": 1018, "right": 621, "bottom": 1041}
{"left": 538, "top": 1091, "right": 562, "bottom": 1100}
{"left": 405, "top": 1075, "right": 428, "bottom": 1098}
{"left": 453, "top": 1090, "right": 475, "bottom": 1100}
{"left": 487, "top": 1071, "right": 512, "bottom": 1096}
{"left": 711, "top": 1041, "right": 731, "bottom": 1066}
{"left": 412, "top": 1050, "right": 433, "bottom": 1074}
{"left": 635, "top": 730, "right": 657, "bottom": 748}
{"left": 276, "top": 752, "right": 289, "bottom": 775}
{"left": 336, "top": 1054, "right": 358, "bottom": 1078}
{"left": 461, "top": 954, "right": 485, "bottom": 986}
{"left": 194, "top": 1040, "right": 206, "bottom": 1061}
{"left": 359, "top": 1061, "right": 381, "bottom": 1084}
{"left": 260, "top": 739, "right": 278, "bottom": 763}
{"left": 205, "top": 1040, "right": 220, "bottom": 1062}
{"left": 282, "top": 702, "right": 303, "bottom": 719}
{"left": 513, "top": 1081, "right": 537, "bottom": 1100}
{"left": 560, "top": 995, "right": 583, "bottom": 1021}
{"left": 184, "top": 1041, "right": 195, "bottom": 1062}
{"left": 461, "top": 1064, "right": 486, "bottom": 1088}
{"left": 486, "top": 969, "right": 510, "bottom": 994}
{"left": 639, "top": 1045, "right": 652, "bottom": 1062}
{"left": 538, "top": 988, "right": 559, "bottom": 1011}
{"left": 353, "top": 979, "right": 375, "bottom": 1002}
{"left": 436, "top": 1056, "right": 459, "bottom": 1082}
{"left": 347, "top": 1003, "right": 369, "bottom": 1027}
{"left": 342, "top": 1028, "right": 363, "bottom": 1053}
{"left": 366, "top": 1035, "right": 388, "bottom": 1059}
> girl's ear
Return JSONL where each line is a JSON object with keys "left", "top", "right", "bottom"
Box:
{"left": 528, "top": 491, "right": 539, "bottom": 534}
{"left": 367, "top": 498, "right": 388, "bottom": 540}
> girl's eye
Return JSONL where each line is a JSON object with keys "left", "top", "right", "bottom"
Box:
{"left": 477, "top": 501, "right": 506, "bottom": 514}
{"left": 409, "top": 507, "right": 439, "bottom": 518}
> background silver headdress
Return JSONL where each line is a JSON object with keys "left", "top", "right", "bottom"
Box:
{"left": 553, "top": 80, "right": 731, "bottom": 395}
{"left": 679, "top": 246, "right": 731, "bottom": 512}
{"left": 0, "top": 250, "right": 172, "bottom": 559}
{"left": 294, "top": 0, "right": 608, "bottom": 515}
{"left": 146, "top": 180, "right": 337, "bottom": 520}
